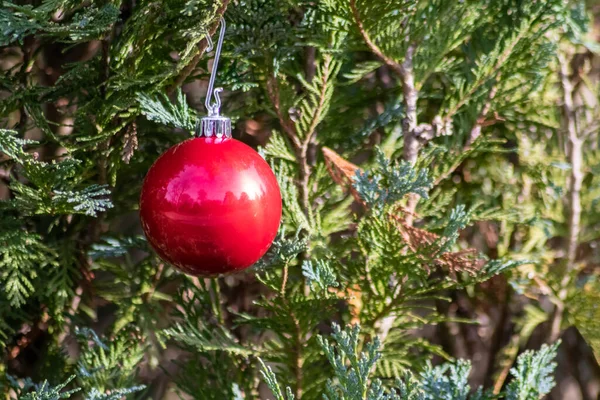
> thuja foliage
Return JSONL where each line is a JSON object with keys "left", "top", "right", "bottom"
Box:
{"left": 1, "top": 0, "right": 600, "bottom": 399}
{"left": 261, "top": 324, "right": 559, "bottom": 400}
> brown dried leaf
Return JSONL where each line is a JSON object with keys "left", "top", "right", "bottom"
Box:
{"left": 391, "top": 214, "right": 482, "bottom": 277}
{"left": 322, "top": 146, "right": 363, "bottom": 204}
{"left": 121, "top": 122, "right": 138, "bottom": 164}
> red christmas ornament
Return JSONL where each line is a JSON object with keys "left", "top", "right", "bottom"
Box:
{"left": 140, "top": 136, "right": 282, "bottom": 276}
{"left": 139, "top": 17, "right": 281, "bottom": 275}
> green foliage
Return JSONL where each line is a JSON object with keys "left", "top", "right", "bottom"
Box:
{"left": 2, "top": 329, "right": 146, "bottom": 400}
{"left": 260, "top": 359, "right": 296, "bottom": 400}
{"left": 302, "top": 259, "right": 339, "bottom": 293}
{"left": 504, "top": 342, "right": 559, "bottom": 400}
{"left": 0, "top": 130, "right": 113, "bottom": 217}
{"left": 0, "top": 217, "right": 57, "bottom": 307}
{"left": 354, "top": 148, "right": 433, "bottom": 210}
{"left": 263, "top": 324, "right": 560, "bottom": 400}
{"left": 0, "top": 2, "right": 119, "bottom": 46}
{"left": 161, "top": 281, "right": 255, "bottom": 356}
{"left": 74, "top": 327, "right": 146, "bottom": 395}
{"left": 137, "top": 89, "right": 196, "bottom": 132}
{"left": 319, "top": 324, "right": 382, "bottom": 400}
{"left": 5, "top": 375, "right": 79, "bottom": 400}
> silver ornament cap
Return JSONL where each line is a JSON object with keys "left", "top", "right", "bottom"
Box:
{"left": 196, "top": 114, "right": 232, "bottom": 138}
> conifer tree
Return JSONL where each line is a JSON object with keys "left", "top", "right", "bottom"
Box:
{"left": 1, "top": 0, "right": 600, "bottom": 399}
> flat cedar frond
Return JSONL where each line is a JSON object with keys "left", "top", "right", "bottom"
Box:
{"left": 322, "top": 146, "right": 363, "bottom": 204}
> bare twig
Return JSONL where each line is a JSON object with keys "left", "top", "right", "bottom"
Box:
{"left": 549, "top": 53, "right": 582, "bottom": 343}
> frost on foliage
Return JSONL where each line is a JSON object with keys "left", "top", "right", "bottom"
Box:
{"left": 353, "top": 148, "right": 433, "bottom": 210}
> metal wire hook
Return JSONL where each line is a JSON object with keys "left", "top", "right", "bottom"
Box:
{"left": 205, "top": 17, "right": 226, "bottom": 116}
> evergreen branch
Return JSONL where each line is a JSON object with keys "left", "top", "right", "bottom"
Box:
{"left": 259, "top": 359, "right": 294, "bottom": 400}
{"left": 6, "top": 375, "right": 80, "bottom": 400}
{"left": 504, "top": 342, "right": 560, "bottom": 399}
{"left": 290, "top": 307, "right": 304, "bottom": 398}
{"left": 349, "top": 0, "right": 441, "bottom": 166}
{"left": 349, "top": 0, "right": 406, "bottom": 81}
{"left": 443, "top": 27, "right": 530, "bottom": 121}
{"left": 549, "top": 52, "right": 583, "bottom": 343}
{"left": 466, "top": 79, "right": 500, "bottom": 148}
{"left": 304, "top": 54, "right": 333, "bottom": 145}
{"left": 266, "top": 75, "right": 307, "bottom": 213}
{"left": 137, "top": 90, "right": 195, "bottom": 131}
{"left": 84, "top": 386, "right": 146, "bottom": 400}
{"left": 162, "top": 322, "right": 255, "bottom": 356}
{"left": 266, "top": 76, "right": 301, "bottom": 148}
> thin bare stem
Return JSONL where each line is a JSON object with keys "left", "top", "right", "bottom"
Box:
{"left": 549, "top": 53, "right": 582, "bottom": 343}
{"left": 349, "top": 0, "right": 408, "bottom": 81}
{"left": 280, "top": 264, "right": 289, "bottom": 296}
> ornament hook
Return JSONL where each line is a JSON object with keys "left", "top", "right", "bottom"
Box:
{"left": 205, "top": 17, "right": 226, "bottom": 117}
{"left": 196, "top": 17, "right": 232, "bottom": 139}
